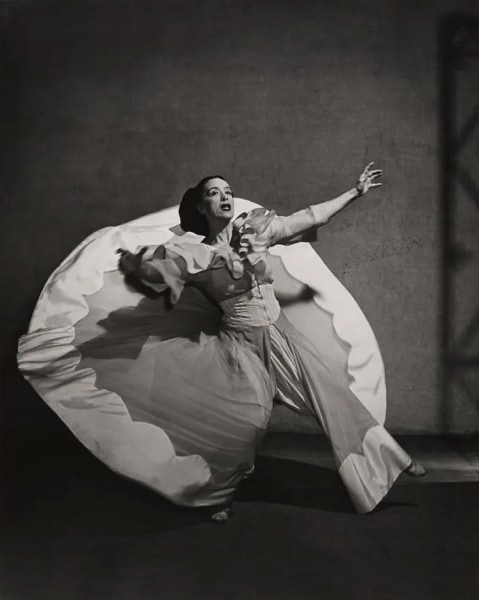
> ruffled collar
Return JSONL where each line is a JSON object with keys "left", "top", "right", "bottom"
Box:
{"left": 230, "top": 208, "right": 275, "bottom": 264}
{"left": 202, "top": 208, "right": 275, "bottom": 280}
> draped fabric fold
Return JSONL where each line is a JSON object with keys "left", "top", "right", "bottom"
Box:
{"left": 17, "top": 198, "right": 410, "bottom": 512}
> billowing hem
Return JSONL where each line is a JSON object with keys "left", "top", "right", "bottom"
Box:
{"left": 338, "top": 426, "right": 412, "bottom": 513}
{"left": 18, "top": 198, "right": 388, "bottom": 508}
{"left": 18, "top": 225, "right": 219, "bottom": 507}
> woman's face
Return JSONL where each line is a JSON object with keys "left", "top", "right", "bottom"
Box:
{"left": 198, "top": 178, "right": 235, "bottom": 222}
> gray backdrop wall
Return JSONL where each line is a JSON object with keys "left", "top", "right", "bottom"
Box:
{"left": 1, "top": 0, "right": 478, "bottom": 433}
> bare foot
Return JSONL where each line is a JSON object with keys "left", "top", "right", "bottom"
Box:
{"left": 405, "top": 460, "right": 427, "bottom": 477}
{"left": 209, "top": 505, "right": 234, "bottom": 523}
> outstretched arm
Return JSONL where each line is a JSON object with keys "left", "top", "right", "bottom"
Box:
{"left": 310, "top": 162, "right": 382, "bottom": 225}
{"left": 271, "top": 163, "right": 383, "bottom": 244}
{"left": 116, "top": 242, "right": 218, "bottom": 304}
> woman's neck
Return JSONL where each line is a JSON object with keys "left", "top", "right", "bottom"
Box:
{"left": 204, "top": 218, "right": 232, "bottom": 245}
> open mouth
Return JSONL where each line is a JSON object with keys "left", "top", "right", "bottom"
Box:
{"left": 220, "top": 204, "right": 232, "bottom": 212}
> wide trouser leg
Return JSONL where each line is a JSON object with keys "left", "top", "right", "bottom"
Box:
{"left": 268, "top": 316, "right": 412, "bottom": 513}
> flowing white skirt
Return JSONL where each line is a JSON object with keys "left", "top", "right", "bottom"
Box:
{"left": 17, "top": 198, "right": 411, "bottom": 512}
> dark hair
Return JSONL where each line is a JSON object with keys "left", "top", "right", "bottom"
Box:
{"left": 179, "top": 175, "right": 227, "bottom": 236}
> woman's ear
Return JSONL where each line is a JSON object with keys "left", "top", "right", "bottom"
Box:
{"left": 197, "top": 202, "right": 206, "bottom": 216}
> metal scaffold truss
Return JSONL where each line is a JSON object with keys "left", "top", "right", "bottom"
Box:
{"left": 439, "top": 12, "right": 479, "bottom": 431}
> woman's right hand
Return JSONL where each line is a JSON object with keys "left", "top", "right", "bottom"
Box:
{"left": 355, "top": 162, "right": 383, "bottom": 196}
{"left": 116, "top": 247, "right": 147, "bottom": 275}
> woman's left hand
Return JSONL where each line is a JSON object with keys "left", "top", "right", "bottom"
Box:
{"left": 355, "top": 162, "right": 383, "bottom": 196}
{"left": 116, "top": 247, "right": 147, "bottom": 275}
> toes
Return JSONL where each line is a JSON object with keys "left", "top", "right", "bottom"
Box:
{"left": 211, "top": 509, "right": 230, "bottom": 523}
{"left": 210, "top": 508, "right": 233, "bottom": 523}
{"left": 405, "top": 461, "right": 428, "bottom": 477}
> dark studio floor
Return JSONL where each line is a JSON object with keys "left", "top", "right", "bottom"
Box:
{"left": 1, "top": 425, "right": 479, "bottom": 600}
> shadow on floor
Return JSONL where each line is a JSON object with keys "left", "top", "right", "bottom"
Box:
{"left": 2, "top": 426, "right": 479, "bottom": 600}
{"left": 2, "top": 430, "right": 418, "bottom": 543}
{"left": 238, "top": 455, "right": 417, "bottom": 514}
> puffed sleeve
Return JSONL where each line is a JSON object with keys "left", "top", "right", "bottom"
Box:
{"left": 234, "top": 207, "right": 319, "bottom": 249}
{"left": 137, "top": 241, "right": 218, "bottom": 303}
{"left": 264, "top": 208, "right": 319, "bottom": 245}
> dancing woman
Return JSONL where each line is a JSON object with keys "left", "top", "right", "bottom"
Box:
{"left": 114, "top": 164, "right": 425, "bottom": 521}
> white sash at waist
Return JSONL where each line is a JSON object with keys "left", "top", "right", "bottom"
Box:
{"left": 219, "top": 284, "right": 280, "bottom": 329}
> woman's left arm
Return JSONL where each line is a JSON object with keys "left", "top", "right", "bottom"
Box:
{"left": 270, "top": 163, "right": 383, "bottom": 244}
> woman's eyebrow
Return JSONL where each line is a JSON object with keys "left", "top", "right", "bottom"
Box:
{"left": 207, "top": 186, "right": 232, "bottom": 193}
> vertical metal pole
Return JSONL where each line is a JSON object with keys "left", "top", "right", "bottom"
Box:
{"left": 438, "top": 16, "right": 456, "bottom": 433}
